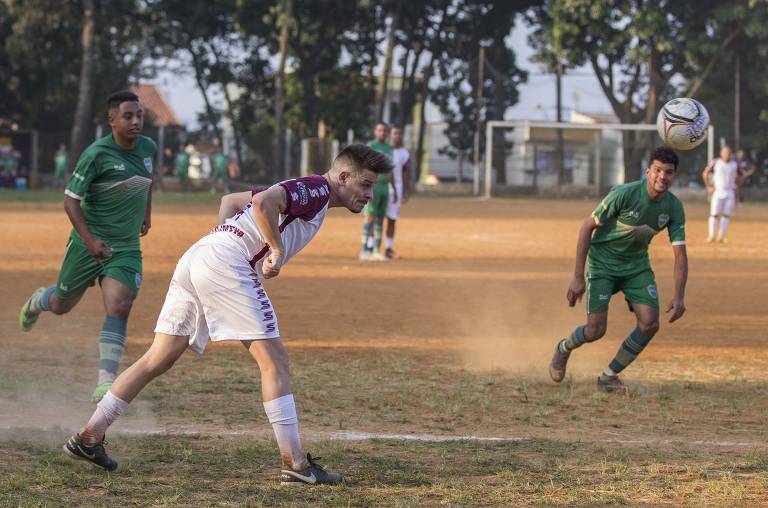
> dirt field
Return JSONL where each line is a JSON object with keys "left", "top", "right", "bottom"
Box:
{"left": 1, "top": 193, "right": 767, "bottom": 506}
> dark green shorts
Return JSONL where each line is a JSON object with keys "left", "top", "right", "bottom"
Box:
{"left": 55, "top": 238, "right": 143, "bottom": 300}
{"left": 363, "top": 183, "right": 389, "bottom": 217}
{"left": 586, "top": 270, "right": 658, "bottom": 314}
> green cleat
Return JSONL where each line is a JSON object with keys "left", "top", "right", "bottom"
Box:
{"left": 91, "top": 381, "right": 113, "bottom": 403}
{"left": 19, "top": 287, "right": 46, "bottom": 332}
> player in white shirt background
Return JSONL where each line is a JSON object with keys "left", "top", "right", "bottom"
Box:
{"left": 385, "top": 126, "right": 410, "bottom": 259}
{"left": 61, "top": 144, "right": 393, "bottom": 486}
{"left": 701, "top": 145, "right": 744, "bottom": 243}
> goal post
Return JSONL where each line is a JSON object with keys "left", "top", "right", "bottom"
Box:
{"left": 483, "top": 120, "right": 715, "bottom": 199}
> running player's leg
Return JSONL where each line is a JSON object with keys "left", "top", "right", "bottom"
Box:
{"left": 708, "top": 195, "right": 723, "bottom": 242}
{"left": 385, "top": 194, "right": 400, "bottom": 258}
{"left": 244, "top": 337, "right": 341, "bottom": 485}
{"left": 360, "top": 214, "right": 374, "bottom": 259}
{"left": 599, "top": 271, "right": 659, "bottom": 391}
{"left": 77, "top": 333, "right": 189, "bottom": 446}
{"left": 91, "top": 276, "right": 137, "bottom": 401}
{"left": 20, "top": 238, "right": 98, "bottom": 331}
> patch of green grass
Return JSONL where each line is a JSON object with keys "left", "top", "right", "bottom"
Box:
{"left": 1, "top": 434, "right": 765, "bottom": 506}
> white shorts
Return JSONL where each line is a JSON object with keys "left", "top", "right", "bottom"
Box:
{"left": 154, "top": 238, "right": 279, "bottom": 353}
{"left": 386, "top": 187, "right": 402, "bottom": 220}
{"left": 710, "top": 191, "right": 735, "bottom": 217}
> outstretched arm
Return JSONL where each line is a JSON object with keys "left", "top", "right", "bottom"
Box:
{"left": 218, "top": 190, "right": 253, "bottom": 224}
{"left": 665, "top": 244, "right": 688, "bottom": 323}
{"left": 141, "top": 186, "right": 152, "bottom": 236}
{"left": 567, "top": 217, "right": 599, "bottom": 307}
{"left": 251, "top": 186, "right": 288, "bottom": 278}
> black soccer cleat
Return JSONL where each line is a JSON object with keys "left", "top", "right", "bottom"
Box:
{"left": 63, "top": 433, "right": 118, "bottom": 471}
{"left": 280, "top": 453, "right": 342, "bottom": 486}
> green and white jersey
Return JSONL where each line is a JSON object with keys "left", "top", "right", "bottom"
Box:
{"left": 589, "top": 180, "right": 685, "bottom": 277}
{"left": 367, "top": 140, "right": 392, "bottom": 186}
{"left": 65, "top": 134, "right": 156, "bottom": 251}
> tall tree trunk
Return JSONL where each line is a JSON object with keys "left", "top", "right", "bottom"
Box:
{"left": 376, "top": 0, "right": 401, "bottom": 121}
{"left": 221, "top": 82, "right": 244, "bottom": 172}
{"left": 189, "top": 44, "right": 223, "bottom": 144}
{"left": 69, "top": 0, "right": 95, "bottom": 166}
{"left": 273, "top": 0, "right": 291, "bottom": 179}
{"left": 299, "top": 67, "right": 318, "bottom": 137}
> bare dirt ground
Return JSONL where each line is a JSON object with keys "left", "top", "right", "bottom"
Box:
{"left": 1, "top": 194, "right": 767, "bottom": 506}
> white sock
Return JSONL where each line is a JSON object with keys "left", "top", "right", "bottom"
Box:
{"left": 718, "top": 217, "right": 730, "bottom": 239}
{"left": 386, "top": 237, "right": 394, "bottom": 250}
{"left": 366, "top": 236, "right": 374, "bottom": 249}
{"left": 708, "top": 216, "right": 717, "bottom": 238}
{"left": 81, "top": 390, "right": 127, "bottom": 446}
{"left": 602, "top": 367, "right": 617, "bottom": 378}
{"left": 263, "top": 394, "right": 305, "bottom": 470}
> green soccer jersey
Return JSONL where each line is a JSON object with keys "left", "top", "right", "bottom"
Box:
{"left": 175, "top": 152, "right": 189, "bottom": 176}
{"left": 367, "top": 140, "right": 392, "bottom": 186}
{"left": 54, "top": 149, "right": 69, "bottom": 177}
{"left": 212, "top": 152, "right": 227, "bottom": 177}
{"left": 65, "top": 134, "right": 156, "bottom": 251}
{"left": 588, "top": 180, "right": 686, "bottom": 277}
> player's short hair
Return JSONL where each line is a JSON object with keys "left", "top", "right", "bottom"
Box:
{"left": 375, "top": 121, "right": 390, "bottom": 130}
{"left": 334, "top": 143, "right": 393, "bottom": 175}
{"left": 650, "top": 146, "right": 679, "bottom": 171}
{"left": 107, "top": 91, "right": 140, "bottom": 111}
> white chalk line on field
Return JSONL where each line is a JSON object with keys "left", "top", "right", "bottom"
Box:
{"left": 0, "top": 424, "right": 764, "bottom": 449}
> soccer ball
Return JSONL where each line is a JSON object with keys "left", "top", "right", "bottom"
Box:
{"left": 656, "top": 98, "right": 710, "bottom": 150}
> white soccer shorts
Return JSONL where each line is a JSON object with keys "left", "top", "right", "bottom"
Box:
{"left": 710, "top": 191, "right": 735, "bottom": 217}
{"left": 154, "top": 238, "right": 280, "bottom": 353}
{"left": 386, "top": 186, "right": 402, "bottom": 220}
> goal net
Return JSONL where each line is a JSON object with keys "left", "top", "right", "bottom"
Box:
{"left": 483, "top": 120, "right": 715, "bottom": 198}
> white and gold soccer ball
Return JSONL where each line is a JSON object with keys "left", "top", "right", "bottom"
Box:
{"left": 656, "top": 98, "right": 710, "bottom": 150}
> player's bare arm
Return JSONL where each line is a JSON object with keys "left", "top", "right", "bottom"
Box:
{"left": 218, "top": 190, "right": 253, "bottom": 224}
{"left": 665, "top": 244, "right": 688, "bottom": 323}
{"left": 141, "top": 186, "right": 152, "bottom": 237}
{"left": 568, "top": 217, "right": 599, "bottom": 307}
{"left": 701, "top": 161, "right": 715, "bottom": 192}
{"left": 63, "top": 195, "right": 112, "bottom": 259}
{"left": 252, "top": 186, "right": 289, "bottom": 279}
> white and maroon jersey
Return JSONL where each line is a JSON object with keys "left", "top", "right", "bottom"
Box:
{"left": 391, "top": 147, "right": 410, "bottom": 194}
{"left": 210, "top": 175, "right": 331, "bottom": 277}
{"left": 707, "top": 158, "right": 740, "bottom": 197}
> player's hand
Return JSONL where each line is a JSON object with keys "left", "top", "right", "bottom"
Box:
{"left": 87, "top": 239, "right": 113, "bottom": 260}
{"left": 140, "top": 219, "right": 151, "bottom": 237}
{"left": 566, "top": 276, "right": 586, "bottom": 307}
{"left": 402, "top": 192, "right": 410, "bottom": 204}
{"left": 707, "top": 185, "right": 715, "bottom": 194}
{"left": 665, "top": 298, "right": 686, "bottom": 323}
{"left": 262, "top": 249, "right": 284, "bottom": 279}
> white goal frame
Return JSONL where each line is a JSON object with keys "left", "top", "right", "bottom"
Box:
{"left": 481, "top": 120, "right": 715, "bottom": 198}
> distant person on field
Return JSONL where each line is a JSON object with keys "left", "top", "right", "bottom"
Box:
{"left": 548, "top": 146, "right": 688, "bottom": 393}
{"left": 175, "top": 145, "right": 190, "bottom": 192}
{"left": 54, "top": 143, "right": 69, "bottom": 187}
{"left": 384, "top": 126, "right": 410, "bottom": 259}
{"left": 702, "top": 145, "right": 744, "bottom": 243}
{"left": 210, "top": 143, "right": 229, "bottom": 193}
{"left": 360, "top": 121, "right": 394, "bottom": 261}
{"left": 735, "top": 149, "right": 755, "bottom": 204}
{"left": 61, "top": 144, "right": 392, "bottom": 485}
{"left": 18, "top": 91, "right": 156, "bottom": 403}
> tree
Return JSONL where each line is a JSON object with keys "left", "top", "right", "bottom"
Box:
{"left": 69, "top": 0, "right": 95, "bottom": 165}
{"left": 432, "top": 0, "right": 529, "bottom": 184}
{"left": 527, "top": 0, "right": 743, "bottom": 182}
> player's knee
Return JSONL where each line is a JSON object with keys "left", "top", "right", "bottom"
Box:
{"left": 638, "top": 320, "right": 659, "bottom": 337}
{"left": 107, "top": 297, "right": 134, "bottom": 319}
{"left": 142, "top": 351, "right": 178, "bottom": 377}
{"left": 584, "top": 322, "right": 607, "bottom": 341}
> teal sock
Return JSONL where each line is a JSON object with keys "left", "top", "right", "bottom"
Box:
{"left": 373, "top": 218, "right": 384, "bottom": 253}
{"left": 361, "top": 222, "right": 373, "bottom": 252}
{"left": 561, "top": 325, "right": 587, "bottom": 352}
{"left": 98, "top": 316, "right": 127, "bottom": 382}
{"left": 34, "top": 285, "right": 56, "bottom": 312}
{"left": 607, "top": 326, "right": 652, "bottom": 375}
